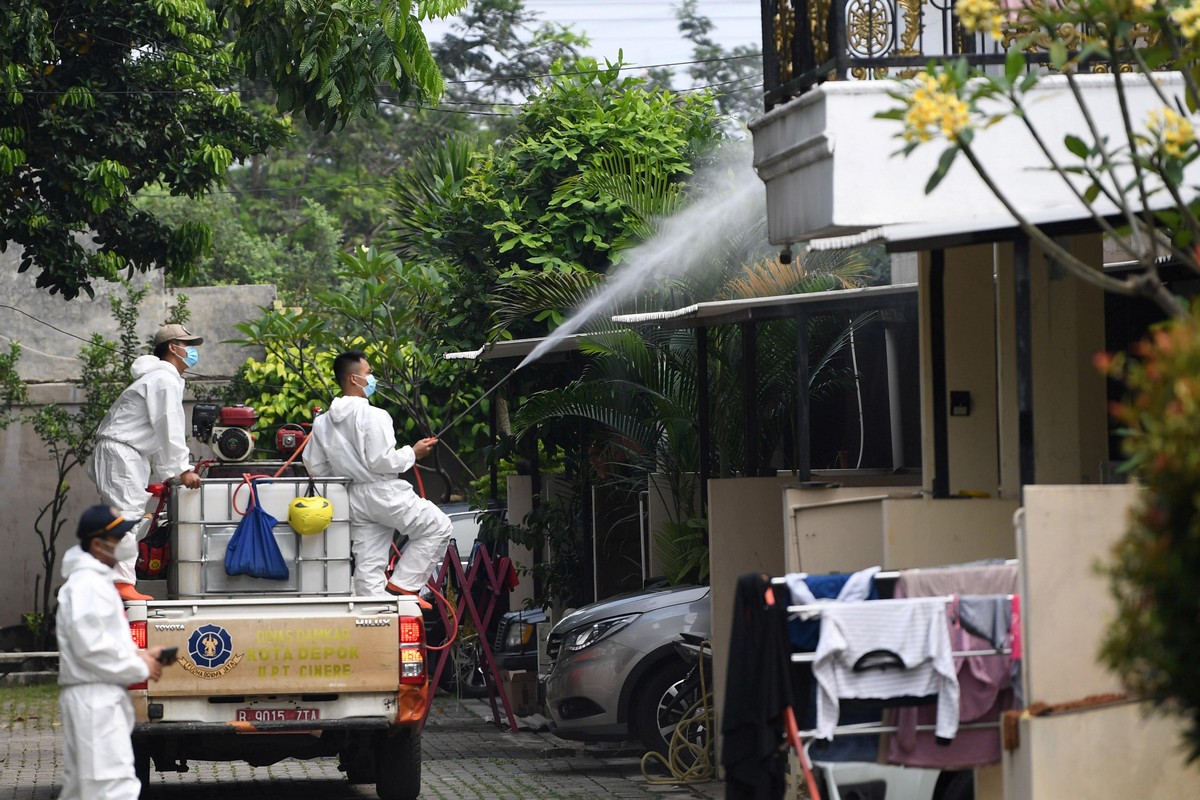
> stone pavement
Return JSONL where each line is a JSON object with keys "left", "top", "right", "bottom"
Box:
{"left": 0, "top": 687, "right": 725, "bottom": 800}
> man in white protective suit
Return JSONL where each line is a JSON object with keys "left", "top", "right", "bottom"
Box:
{"left": 88, "top": 324, "right": 204, "bottom": 601}
{"left": 303, "top": 350, "right": 452, "bottom": 604}
{"left": 57, "top": 505, "right": 167, "bottom": 800}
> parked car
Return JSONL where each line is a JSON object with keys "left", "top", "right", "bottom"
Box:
{"left": 543, "top": 584, "right": 711, "bottom": 755}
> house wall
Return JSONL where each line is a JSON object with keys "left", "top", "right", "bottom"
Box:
{"left": 706, "top": 475, "right": 790, "bottom": 759}
{"left": 786, "top": 488, "right": 896, "bottom": 573}
{"left": 751, "top": 73, "right": 1193, "bottom": 243}
{"left": 930, "top": 244, "right": 1004, "bottom": 497}
{"left": 786, "top": 489, "right": 1017, "bottom": 574}
{"left": 917, "top": 235, "right": 1108, "bottom": 500}
{"left": 882, "top": 496, "right": 1017, "bottom": 567}
{"left": 1003, "top": 484, "right": 1200, "bottom": 798}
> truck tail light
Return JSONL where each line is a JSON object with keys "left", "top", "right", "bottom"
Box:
{"left": 129, "top": 620, "right": 148, "bottom": 690}
{"left": 398, "top": 615, "right": 425, "bottom": 686}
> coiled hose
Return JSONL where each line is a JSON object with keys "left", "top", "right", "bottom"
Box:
{"left": 640, "top": 641, "right": 716, "bottom": 784}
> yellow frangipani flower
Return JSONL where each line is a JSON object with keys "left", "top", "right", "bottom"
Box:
{"left": 956, "top": 0, "right": 1006, "bottom": 41}
{"left": 1171, "top": 0, "right": 1200, "bottom": 39}
{"left": 903, "top": 72, "right": 972, "bottom": 143}
{"left": 1146, "top": 107, "right": 1196, "bottom": 160}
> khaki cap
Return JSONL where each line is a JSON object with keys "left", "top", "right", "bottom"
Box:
{"left": 153, "top": 324, "right": 204, "bottom": 347}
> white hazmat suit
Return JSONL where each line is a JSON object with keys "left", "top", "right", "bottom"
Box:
{"left": 303, "top": 395, "right": 451, "bottom": 595}
{"left": 56, "top": 546, "right": 150, "bottom": 800}
{"left": 88, "top": 355, "right": 193, "bottom": 584}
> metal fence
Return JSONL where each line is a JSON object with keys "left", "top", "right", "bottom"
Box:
{"left": 760, "top": 0, "right": 1143, "bottom": 110}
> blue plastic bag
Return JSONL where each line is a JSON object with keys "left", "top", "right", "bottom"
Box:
{"left": 225, "top": 480, "right": 290, "bottom": 580}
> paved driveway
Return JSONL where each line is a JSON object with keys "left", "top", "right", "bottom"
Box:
{"left": 0, "top": 687, "right": 722, "bottom": 800}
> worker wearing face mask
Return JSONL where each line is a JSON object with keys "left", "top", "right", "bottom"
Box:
{"left": 88, "top": 324, "right": 203, "bottom": 601}
{"left": 57, "top": 505, "right": 168, "bottom": 800}
{"left": 303, "top": 350, "right": 452, "bottom": 603}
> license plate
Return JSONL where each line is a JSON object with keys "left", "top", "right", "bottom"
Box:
{"left": 236, "top": 708, "right": 320, "bottom": 723}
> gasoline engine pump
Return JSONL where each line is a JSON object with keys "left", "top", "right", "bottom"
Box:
{"left": 191, "top": 403, "right": 315, "bottom": 464}
{"left": 191, "top": 403, "right": 259, "bottom": 461}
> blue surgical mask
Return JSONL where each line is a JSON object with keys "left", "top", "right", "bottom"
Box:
{"left": 174, "top": 344, "right": 200, "bottom": 368}
{"left": 359, "top": 374, "right": 377, "bottom": 398}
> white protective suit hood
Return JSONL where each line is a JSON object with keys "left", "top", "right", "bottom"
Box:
{"left": 303, "top": 395, "right": 416, "bottom": 484}
{"left": 91, "top": 353, "right": 191, "bottom": 482}
{"left": 130, "top": 353, "right": 165, "bottom": 378}
{"left": 325, "top": 394, "right": 361, "bottom": 423}
{"left": 60, "top": 542, "right": 112, "bottom": 581}
{"left": 56, "top": 545, "right": 149, "bottom": 688}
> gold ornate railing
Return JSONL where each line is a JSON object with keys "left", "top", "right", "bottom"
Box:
{"left": 761, "top": 0, "right": 1159, "bottom": 110}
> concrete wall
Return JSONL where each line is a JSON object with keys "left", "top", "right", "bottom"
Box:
{"left": 786, "top": 489, "right": 1017, "bottom": 574}
{"left": 0, "top": 262, "right": 272, "bottom": 626}
{"left": 707, "top": 476, "right": 790, "bottom": 756}
{"left": 1003, "top": 485, "right": 1200, "bottom": 798}
{"left": 0, "top": 250, "right": 274, "bottom": 386}
{"left": 0, "top": 392, "right": 212, "bottom": 626}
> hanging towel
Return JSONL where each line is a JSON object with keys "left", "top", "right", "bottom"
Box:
{"left": 722, "top": 574, "right": 794, "bottom": 800}
{"left": 888, "top": 567, "right": 1019, "bottom": 769}
{"left": 888, "top": 598, "right": 1012, "bottom": 769}
{"left": 813, "top": 599, "right": 959, "bottom": 742}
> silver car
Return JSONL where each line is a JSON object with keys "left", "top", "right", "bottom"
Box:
{"left": 543, "top": 584, "right": 711, "bottom": 755}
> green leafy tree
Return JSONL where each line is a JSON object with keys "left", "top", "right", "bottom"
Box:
{"left": 232, "top": 247, "right": 485, "bottom": 497}
{"left": 487, "top": 150, "right": 871, "bottom": 587}
{"left": 1100, "top": 316, "right": 1200, "bottom": 760}
{"left": 136, "top": 193, "right": 344, "bottom": 304}
{"left": 1, "top": 0, "right": 461, "bottom": 299}
{"left": 386, "top": 60, "right": 725, "bottom": 347}
{"left": 210, "top": 0, "right": 587, "bottom": 261}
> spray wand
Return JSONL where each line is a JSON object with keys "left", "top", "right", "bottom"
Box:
{"left": 433, "top": 366, "right": 519, "bottom": 440}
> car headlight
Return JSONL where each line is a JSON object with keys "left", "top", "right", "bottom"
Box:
{"left": 562, "top": 614, "right": 640, "bottom": 653}
{"left": 504, "top": 621, "right": 534, "bottom": 650}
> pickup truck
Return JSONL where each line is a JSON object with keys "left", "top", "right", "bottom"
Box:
{"left": 124, "top": 471, "right": 430, "bottom": 800}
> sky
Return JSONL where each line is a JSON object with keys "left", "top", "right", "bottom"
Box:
{"left": 423, "top": 0, "right": 763, "bottom": 77}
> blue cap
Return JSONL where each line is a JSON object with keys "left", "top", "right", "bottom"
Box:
{"left": 77, "top": 505, "right": 137, "bottom": 542}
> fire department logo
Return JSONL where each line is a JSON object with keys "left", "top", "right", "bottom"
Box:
{"left": 180, "top": 624, "right": 243, "bottom": 678}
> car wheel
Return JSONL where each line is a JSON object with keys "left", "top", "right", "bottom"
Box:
{"left": 633, "top": 658, "right": 694, "bottom": 756}
{"left": 375, "top": 730, "right": 421, "bottom": 800}
{"left": 437, "top": 633, "right": 489, "bottom": 699}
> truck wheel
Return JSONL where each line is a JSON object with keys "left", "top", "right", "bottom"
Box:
{"left": 375, "top": 730, "right": 421, "bottom": 800}
{"left": 340, "top": 736, "right": 378, "bottom": 785}
{"left": 133, "top": 741, "right": 151, "bottom": 796}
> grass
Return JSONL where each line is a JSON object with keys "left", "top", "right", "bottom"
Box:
{"left": 0, "top": 681, "right": 61, "bottom": 729}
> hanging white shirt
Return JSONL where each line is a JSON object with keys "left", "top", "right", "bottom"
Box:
{"left": 812, "top": 598, "right": 959, "bottom": 741}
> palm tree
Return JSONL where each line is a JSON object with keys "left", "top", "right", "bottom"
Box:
{"left": 489, "top": 149, "right": 877, "bottom": 583}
